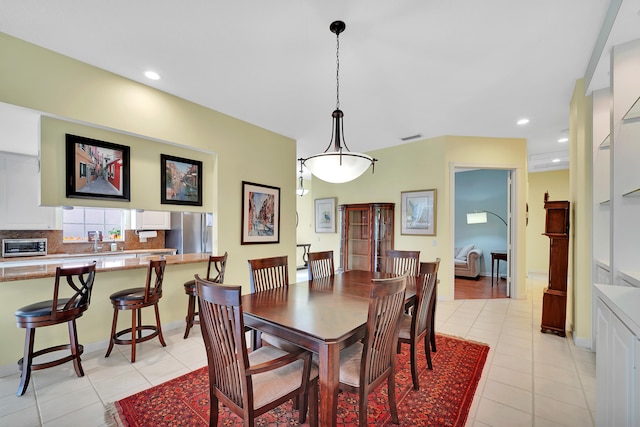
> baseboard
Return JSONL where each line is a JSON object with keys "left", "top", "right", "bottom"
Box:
{"left": 0, "top": 320, "right": 186, "bottom": 379}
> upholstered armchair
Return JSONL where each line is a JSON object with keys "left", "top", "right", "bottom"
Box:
{"left": 454, "top": 245, "right": 483, "bottom": 279}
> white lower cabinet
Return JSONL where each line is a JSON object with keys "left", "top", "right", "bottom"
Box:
{"left": 596, "top": 297, "right": 636, "bottom": 427}
{"left": 0, "top": 153, "right": 57, "bottom": 230}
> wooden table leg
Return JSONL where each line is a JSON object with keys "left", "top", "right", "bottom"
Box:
{"left": 491, "top": 255, "right": 495, "bottom": 287}
{"left": 318, "top": 343, "right": 339, "bottom": 427}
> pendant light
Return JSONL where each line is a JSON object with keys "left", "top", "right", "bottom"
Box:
{"left": 298, "top": 20, "right": 377, "bottom": 184}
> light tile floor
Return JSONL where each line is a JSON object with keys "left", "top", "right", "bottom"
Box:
{"left": 0, "top": 272, "right": 595, "bottom": 426}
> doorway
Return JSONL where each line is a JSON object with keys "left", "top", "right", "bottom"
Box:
{"left": 452, "top": 167, "right": 514, "bottom": 300}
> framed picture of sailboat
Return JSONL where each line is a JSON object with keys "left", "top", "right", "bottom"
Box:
{"left": 401, "top": 189, "right": 436, "bottom": 236}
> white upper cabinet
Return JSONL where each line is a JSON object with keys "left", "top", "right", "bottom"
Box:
{"left": 0, "top": 102, "right": 40, "bottom": 156}
{"left": 0, "top": 153, "right": 57, "bottom": 230}
{"left": 131, "top": 210, "right": 171, "bottom": 230}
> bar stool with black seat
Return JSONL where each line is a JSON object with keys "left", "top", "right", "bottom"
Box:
{"left": 105, "top": 259, "right": 166, "bottom": 363}
{"left": 14, "top": 262, "right": 97, "bottom": 396}
{"left": 183, "top": 252, "right": 227, "bottom": 339}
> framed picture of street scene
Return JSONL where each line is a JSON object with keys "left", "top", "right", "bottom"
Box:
{"left": 241, "top": 181, "right": 280, "bottom": 244}
{"left": 65, "top": 134, "right": 131, "bottom": 201}
{"left": 161, "top": 154, "right": 203, "bottom": 206}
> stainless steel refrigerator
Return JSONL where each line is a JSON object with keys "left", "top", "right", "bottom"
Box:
{"left": 165, "top": 212, "right": 213, "bottom": 254}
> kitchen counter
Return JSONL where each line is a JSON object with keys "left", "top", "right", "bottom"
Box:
{"left": 0, "top": 251, "right": 209, "bottom": 282}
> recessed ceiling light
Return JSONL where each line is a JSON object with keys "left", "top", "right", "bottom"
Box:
{"left": 558, "top": 137, "right": 568, "bottom": 143}
{"left": 517, "top": 118, "right": 530, "bottom": 125}
{"left": 552, "top": 158, "right": 561, "bottom": 163}
{"left": 144, "top": 71, "right": 160, "bottom": 80}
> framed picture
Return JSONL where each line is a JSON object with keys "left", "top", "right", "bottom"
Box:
{"left": 161, "top": 154, "right": 203, "bottom": 206}
{"left": 65, "top": 134, "right": 130, "bottom": 201}
{"left": 315, "top": 197, "right": 336, "bottom": 233}
{"left": 401, "top": 189, "right": 437, "bottom": 235}
{"left": 241, "top": 181, "right": 280, "bottom": 244}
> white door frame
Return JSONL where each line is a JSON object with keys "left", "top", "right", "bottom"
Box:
{"left": 450, "top": 163, "right": 521, "bottom": 300}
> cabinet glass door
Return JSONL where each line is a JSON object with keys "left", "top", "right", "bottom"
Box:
{"left": 372, "top": 207, "right": 394, "bottom": 272}
{"left": 347, "top": 208, "right": 370, "bottom": 271}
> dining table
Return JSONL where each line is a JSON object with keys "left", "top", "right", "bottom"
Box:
{"left": 241, "top": 269, "right": 416, "bottom": 427}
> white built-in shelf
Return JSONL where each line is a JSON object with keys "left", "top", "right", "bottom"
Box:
{"left": 599, "top": 134, "right": 611, "bottom": 150}
{"left": 622, "top": 188, "right": 640, "bottom": 197}
{"left": 619, "top": 270, "right": 640, "bottom": 288}
{"left": 623, "top": 97, "right": 640, "bottom": 121}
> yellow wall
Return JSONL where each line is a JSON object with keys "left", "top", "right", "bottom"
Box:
{"left": 569, "top": 78, "right": 593, "bottom": 345}
{"left": 307, "top": 135, "right": 528, "bottom": 301}
{"left": 0, "top": 32, "right": 297, "bottom": 366}
{"left": 40, "top": 117, "right": 216, "bottom": 211}
{"left": 0, "top": 32, "right": 297, "bottom": 287}
{"left": 526, "top": 170, "right": 570, "bottom": 273}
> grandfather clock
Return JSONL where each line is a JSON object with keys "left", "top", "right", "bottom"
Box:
{"left": 540, "top": 192, "right": 570, "bottom": 337}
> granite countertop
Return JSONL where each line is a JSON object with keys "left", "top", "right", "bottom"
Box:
{"left": 0, "top": 252, "right": 210, "bottom": 282}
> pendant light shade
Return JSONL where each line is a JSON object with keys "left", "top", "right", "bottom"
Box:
{"left": 298, "top": 20, "right": 377, "bottom": 184}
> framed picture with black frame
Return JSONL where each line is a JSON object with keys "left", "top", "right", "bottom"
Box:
{"left": 241, "top": 181, "right": 280, "bottom": 244}
{"left": 161, "top": 154, "right": 203, "bottom": 206}
{"left": 65, "top": 134, "right": 131, "bottom": 201}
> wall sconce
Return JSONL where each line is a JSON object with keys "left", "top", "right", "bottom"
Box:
{"left": 466, "top": 211, "right": 507, "bottom": 226}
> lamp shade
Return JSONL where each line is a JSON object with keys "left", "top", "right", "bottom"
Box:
{"left": 303, "top": 151, "right": 375, "bottom": 184}
{"left": 466, "top": 212, "right": 488, "bottom": 224}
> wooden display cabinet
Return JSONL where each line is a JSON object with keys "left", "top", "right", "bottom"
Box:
{"left": 540, "top": 192, "right": 570, "bottom": 337}
{"left": 339, "top": 203, "right": 394, "bottom": 272}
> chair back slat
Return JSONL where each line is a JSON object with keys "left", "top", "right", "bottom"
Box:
{"left": 206, "top": 252, "right": 228, "bottom": 283}
{"left": 362, "top": 274, "right": 407, "bottom": 386}
{"left": 196, "top": 276, "right": 248, "bottom": 409}
{"left": 52, "top": 262, "right": 97, "bottom": 320}
{"left": 144, "top": 259, "right": 166, "bottom": 302}
{"left": 414, "top": 259, "right": 440, "bottom": 336}
{"left": 248, "top": 255, "right": 288, "bottom": 292}
{"left": 385, "top": 250, "right": 420, "bottom": 277}
{"left": 308, "top": 251, "right": 334, "bottom": 280}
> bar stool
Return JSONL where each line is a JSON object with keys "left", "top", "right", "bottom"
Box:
{"left": 105, "top": 259, "right": 166, "bottom": 363}
{"left": 183, "top": 252, "right": 227, "bottom": 339}
{"left": 14, "top": 262, "right": 97, "bottom": 396}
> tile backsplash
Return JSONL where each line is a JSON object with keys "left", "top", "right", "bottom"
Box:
{"left": 0, "top": 230, "right": 166, "bottom": 255}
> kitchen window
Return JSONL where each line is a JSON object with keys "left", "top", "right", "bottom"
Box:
{"left": 62, "top": 207, "right": 125, "bottom": 242}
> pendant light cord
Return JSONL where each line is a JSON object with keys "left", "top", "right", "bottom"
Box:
{"left": 336, "top": 31, "right": 340, "bottom": 110}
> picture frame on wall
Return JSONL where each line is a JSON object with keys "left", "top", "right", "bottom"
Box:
{"left": 401, "top": 189, "right": 437, "bottom": 235}
{"left": 161, "top": 154, "right": 203, "bottom": 206}
{"left": 65, "top": 134, "right": 131, "bottom": 201}
{"left": 315, "top": 197, "right": 337, "bottom": 233}
{"left": 241, "top": 181, "right": 280, "bottom": 244}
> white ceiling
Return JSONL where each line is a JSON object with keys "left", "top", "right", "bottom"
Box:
{"left": 1, "top": 1, "right": 639, "bottom": 177}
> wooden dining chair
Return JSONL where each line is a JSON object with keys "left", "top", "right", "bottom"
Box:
{"left": 338, "top": 273, "right": 407, "bottom": 425}
{"left": 248, "top": 255, "right": 298, "bottom": 351}
{"left": 195, "top": 275, "right": 318, "bottom": 427}
{"left": 248, "top": 255, "right": 289, "bottom": 292}
{"left": 14, "top": 262, "right": 97, "bottom": 396}
{"left": 428, "top": 258, "right": 441, "bottom": 355}
{"left": 397, "top": 258, "right": 440, "bottom": 390}
{"left": 307, "top": 250, "right": 334, "bottom": 280}
{"left": 385, "top": 249, "right": 421, "bottom": 277}
{"left": 105, "top": 259, "right": 166, "bottom": 363}
{"left": 182, "top": 252, "right": 227, "bottom": 339}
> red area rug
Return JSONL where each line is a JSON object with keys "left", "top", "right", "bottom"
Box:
{"left": 106, "top": 334, "right": 488, "bottom": 426}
